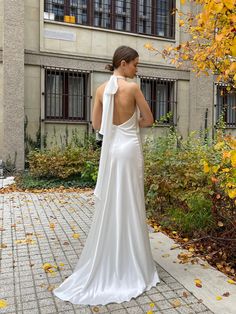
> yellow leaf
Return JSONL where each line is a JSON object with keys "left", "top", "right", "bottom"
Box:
{"left": 144, "top": 43, "right": 155, "bottom": 51}
{"left": 230, "top": 62, "right": 236, "bottom": 73}
{"left": 216, "top": 296, "right": 223, "bottom": 300}
{"left": 203, "top": 161, "right": 210, "bottom": 173}
{"left": 212, "top": 165, "right": 220, "bottom": 173}
{"left": 227, "top": 279, "right": 236, "bottom": 284}
{"left": 149, "top": 303, "right": 155, "bottom": 308}
{"left": 228, "top": 189, "right": 236, "bottom": 199}
{"left": 194, "top": 278, "right": 202, "bottom": 287}
{"left": 49, "top": 223, "right": 55, "bottom": 229}
{"left": 179, "top": 20, "right": 185, "bottom": 27}
{"left": 180, "top": 0, "right": 186, "bottom": 4}
{"left": 0, "top": 299, "right": 7, "bottom": 309}
{"left": 231, "top": 38, "right": 236, "bottom": 57}
{"left": 216, "top": 34, "right": 224, "bottom": 42}
{"left": 213, "top": 3, "right": 224, "bottom": 13}
{"left": 72, "top": 233, "right": 80, "bottom": 239}
{"left": 223, "top": 0, "right": 235, "bottom": 10}
{"left": 230, "top": 151, "right": 236, "bottom": 167}
{"left": 147, "top": 311, "right": 153, "bottom": 314}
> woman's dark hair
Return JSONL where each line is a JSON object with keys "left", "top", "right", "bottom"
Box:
{"left": 105, "top": 46, "right": 139, "bottom": 72}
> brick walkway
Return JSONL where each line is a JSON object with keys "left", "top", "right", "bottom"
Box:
{"left": 0, "top": 192, "right": 214, "bottom": 314}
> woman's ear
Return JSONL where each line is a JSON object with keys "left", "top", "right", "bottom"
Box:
{"left": 120, "top": 60, "right": 126, "bottom": 67}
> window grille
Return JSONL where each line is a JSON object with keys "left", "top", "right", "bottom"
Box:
{"left": 139, "top": 76, "right": 176, "bottom": 124}
{"left": 44, "top": 66, "right": 91, "bottom": 122}
{"left": 214, "top": 83, "right": 236, "bottom": 128}
{"left": 44, "top": 0, "right": 175, "bottom": 39}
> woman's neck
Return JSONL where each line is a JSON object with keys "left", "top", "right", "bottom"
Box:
{"left": 113, "top": 70, "right": 126, "bottom": 78}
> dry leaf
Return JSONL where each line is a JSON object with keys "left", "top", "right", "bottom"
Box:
{"left": 216, "top": 296, "right": 222, "bottom": 300}
{"left": 170, "top": 299, "right": 181, "bottom": 307}
{"left": 222, "top": 292, "right": 230, "bottom": 297}
{"left": 194, "top": 279, "right": 202, "bottom": 288}
{"left": 0, "top": 299, "right": 7, "bottom": 309}
{"left": 183, "top": 291, "right": 189, "bottom": 298}
{"left": 72, "top": 233, "right": 80, "bottom": 239}
{"left": 162, "top": 253, "right": 170, "bottom": 258}
{"left": 227, "top": 279, "right": 236, "bottom": 285}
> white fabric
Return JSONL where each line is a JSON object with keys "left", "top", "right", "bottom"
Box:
{"left": 53, "top": 75, "right": 160, "bottom": 305}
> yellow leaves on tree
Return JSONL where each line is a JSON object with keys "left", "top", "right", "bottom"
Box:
{"left": 145, "top": 0, "right": 236, "bottom": 88}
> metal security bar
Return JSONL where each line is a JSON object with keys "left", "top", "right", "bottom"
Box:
{"left": 139, "top": 76, "right": 176, "bottom": 124}
{"left": 44, "top": 0, "right": 175, "bottom": 39}
{"left": 214, "top": 84, "right": 236, "bottom": 128}
{"left": 44, "top": 66, "right": 91, "bottom": 122}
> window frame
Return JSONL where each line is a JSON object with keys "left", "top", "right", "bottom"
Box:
{"left": 44, "top": 0, "right": 176, "bottom": 39}
{"left": 214, "top": 83, "right": 236, "bottom": 128}
{"left": 44, "top": 66, "right": 91, "bottom": 122}
{"left": 139, "top": 75, "right": 177, "bottom": 125}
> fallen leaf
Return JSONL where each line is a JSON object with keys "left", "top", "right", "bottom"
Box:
{"left": 222, "top": 292, "right": 230, "bottom": 297}
{"left": 162, "top": 253, "right": 170, "bottom": 258}
{"left": 216, "top": 296, "right": 222, "bottom": 300}
{"left": 0, "top": 299, "right": 7, "bottom": 308}
{"left": 183, "top": 291, "right": 189, "bottom": 298}
{"left": 49, "top": 223, "right": 55, "bottom": 229}
{"left": 72, "top": 233, "right": 80, "bottom": 239}
{"left": 170, "top": 299, "right": 181, "bottom": 307}
{"left": 194, "top": 279, "right": 202, "bottom": 288}
{"left": 227, "top": 279, "right": 236, "bottom": 285}
{"left": 92, "top": 306, "right": 100, "bottom": 312}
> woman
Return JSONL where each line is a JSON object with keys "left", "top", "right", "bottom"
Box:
{"left": 53, "top": 46, "right": 160, "bottom": 305}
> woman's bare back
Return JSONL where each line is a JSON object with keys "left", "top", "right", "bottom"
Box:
{"left": 101, "top": 78, "right": 136, "bottom": 126}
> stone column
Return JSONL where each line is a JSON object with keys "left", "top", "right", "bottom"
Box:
{"left": 2, "top": 0, "right": 24, "bottom": 169}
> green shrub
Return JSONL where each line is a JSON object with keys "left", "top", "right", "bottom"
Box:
{"left": 28, "top": 144, "right": 100, "bottom": 180}
{"left": 161, "top": 194, "right": 214, "bottom": 236}
{"left": 144, "top": 129, "right": 214, "bottom": 219}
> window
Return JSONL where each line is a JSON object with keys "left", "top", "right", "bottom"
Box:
{"left": 44, "top": 67, "right": 90, "bottom": 121}
{"left": 44, "top": 0, "right": 175, "bottom": 38}
{"left": 215, "top": 85, "right": 236, "bottom": 127}
{"left": 140, "top": 76, "right": 176, "bottom": 124}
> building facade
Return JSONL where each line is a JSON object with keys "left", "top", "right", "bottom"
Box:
{"left": 0, "top": 0, "right": 235, "bottom": 170}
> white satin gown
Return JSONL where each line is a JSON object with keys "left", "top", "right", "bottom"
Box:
{"left": 53, "top": 75, "right": 160, "bottom": 305}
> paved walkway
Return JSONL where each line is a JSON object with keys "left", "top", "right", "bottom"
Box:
{"left": 0, "top": 191, "right": 227, "bottom": 313}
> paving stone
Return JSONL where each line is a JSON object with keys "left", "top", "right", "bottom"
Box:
{"left": 0, "top": 192, "right": 214, "bottom": 314}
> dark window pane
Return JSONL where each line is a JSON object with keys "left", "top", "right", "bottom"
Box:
{"left": 94, "top": 0, "right": 111, "bottom": 28}
{"left": 216, "top": 87, "right": 236, "bottom": 127}
{"left": 45, "top": 67, "right": 89, "bottom": 121}
{"left": 115, "top": 0, "right": 131, "bottom": 31}
{"left": 141, "top": 77, "right": 175, "bottom": 123}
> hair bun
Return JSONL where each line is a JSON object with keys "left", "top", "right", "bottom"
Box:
{"left": 105, "top": 64, "right": 114, "bottom": 71}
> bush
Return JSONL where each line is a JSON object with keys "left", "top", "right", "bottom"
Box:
{"left": 161, "top": 194, "right": 214, "bottom": 236}
{"left": 144, "top": 129, "right": 214, "bottom": 220}
{"left": 24, "top": 134, "right": 100, "bottom": 186}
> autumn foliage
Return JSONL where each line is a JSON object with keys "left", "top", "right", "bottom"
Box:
{"left": 145, "top": 0, "right": 236, "bottom": 88}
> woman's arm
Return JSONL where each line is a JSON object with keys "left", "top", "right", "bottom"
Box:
{"left": 132, "top": 83, "right": 154, "bottom": 127}
{"left": 92, "top": 87, "right": 103, "bottom": 130}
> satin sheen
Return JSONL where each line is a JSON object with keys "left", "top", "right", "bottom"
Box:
{"left": 53, "top": 75, "right": 160, "bottom": 305}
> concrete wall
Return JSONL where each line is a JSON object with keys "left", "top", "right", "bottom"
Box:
{"left": 24, "top": 65, "right": 41, "bottom": 144}
{"left": 0, "top": 63, "right": 3, "bottom": 155}
{"left": 2, "top": 0, "right": 24, "bottom": 169}
{"left": 24, "top": 0, "right": 40, "bottom": 52}
{"left": 0, "top": 0, "right": 3, "bottom": 49}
